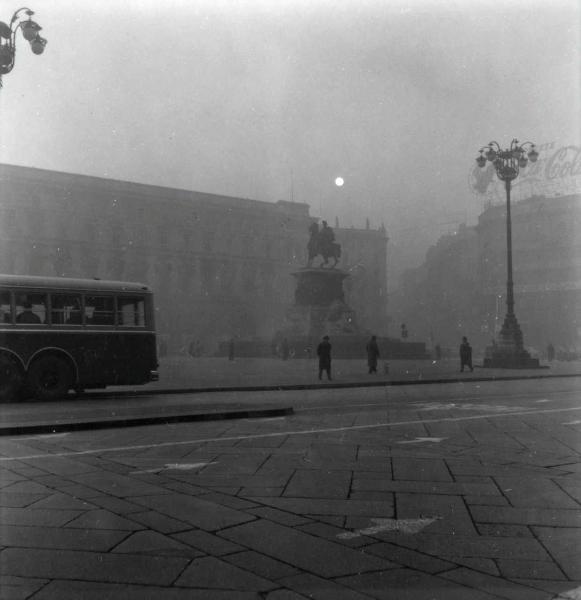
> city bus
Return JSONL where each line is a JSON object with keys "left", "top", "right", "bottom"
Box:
{"left": 0, "top": 275, "right": 159, "bottom": 402}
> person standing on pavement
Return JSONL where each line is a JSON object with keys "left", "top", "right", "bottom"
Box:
{"left": 366, "top": 335, "right": 380, "bottom": 374}
{"left": 317, "top": 335, "right": 332, "bottom": 380}
{"left": 459, "top": 336, "right": 473, "bottom": 372}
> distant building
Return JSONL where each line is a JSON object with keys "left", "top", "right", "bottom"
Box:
{"left": 391, "top": 194, "right": 581, "bottom": 354}
{"left": 339, "top": 225, "right": 389, "bottom": 333}
{"left": 391, "top": 224, "right": 479, "bottom": 348}
{"left": 0, "top": 164, "right": 388, "bottom": 352}
{"left": 477, "top": 194, "right": 581, "bottom": 352}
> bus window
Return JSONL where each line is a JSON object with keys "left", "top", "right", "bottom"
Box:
{"left": 0, "top": 291, "right": 11, "bottom": 323}
{"left": 15, "top": 293, "right": 47, "bottom": 324}
{"left": 51, "top": 294, "right": 82, "bottom": 325}
{"left": 85, "top": 295, "right": 115, "bottom": 326}
{"left": 117, "top": 296, "right": 145, "bottom": 327}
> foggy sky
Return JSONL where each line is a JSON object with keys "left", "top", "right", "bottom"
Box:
{"left": 0, "top": 0, "right": 579, "bottom": 277}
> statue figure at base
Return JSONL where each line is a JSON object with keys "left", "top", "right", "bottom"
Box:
{"left": 307, "top": 220, "right": 341, "bottom": 268}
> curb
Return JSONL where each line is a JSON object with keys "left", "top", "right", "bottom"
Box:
{"left": 83, "top": 371, "right": 581, "bottom": 399}
{"left": 0, "top": 405, "right": 294, "bottom": 437}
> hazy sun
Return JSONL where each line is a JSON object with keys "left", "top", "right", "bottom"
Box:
{"left": 334, "top": 177, "right": 344, "bottom": 187}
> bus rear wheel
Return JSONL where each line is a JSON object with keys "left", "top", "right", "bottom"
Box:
{"left": 27, "top": 356, "right": 73, "bottom": 401}
{"left": 0, "top": 356, "right": 23, "bottom": 403}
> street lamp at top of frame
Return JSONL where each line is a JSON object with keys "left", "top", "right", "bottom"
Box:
{"left": 0, "top": 7, "right": 47, "bottom": 88}
{"left": 476, "top": 139, "right": 539, "bottom": 182}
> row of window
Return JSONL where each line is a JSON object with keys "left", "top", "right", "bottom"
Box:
{"left": 0, "top": 291, "right": 147, "bottom": 327}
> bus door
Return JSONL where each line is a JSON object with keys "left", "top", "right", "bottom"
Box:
{"left": 83, "top": 294, "right": 117, "bottom": 382}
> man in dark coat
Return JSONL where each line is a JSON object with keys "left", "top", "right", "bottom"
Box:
{"left": 459, "top": 336, "right": 473, "bottom": 372}
{"left": 317, "top": 335, "right": 332, "bottom": 381}
{"left": 366, "top": 335, "right": 380, "bottom": 374}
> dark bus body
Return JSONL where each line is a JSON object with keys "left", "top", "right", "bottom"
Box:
{"left": 0, "top": 275, "right": 159, "bottom": 402}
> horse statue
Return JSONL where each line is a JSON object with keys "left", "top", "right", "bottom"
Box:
{"left": 307, "top": 221, "right": 341, "bottom": 268}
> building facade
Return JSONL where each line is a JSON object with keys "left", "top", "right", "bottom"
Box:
{"left": 391, "top": 193, "right": 581, "bottom": 355}
{"left": 477, "top": 194, "right": 581, "bottom": 352}
{"left": 0, "top": 164, "right": 388, "bottom": 353}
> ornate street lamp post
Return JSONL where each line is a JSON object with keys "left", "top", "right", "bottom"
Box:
{"left": 476, "top": 139, "right": 540, "bottom": 368}
{"left": 0, "top": 8, "right": 47, "bottom": 88}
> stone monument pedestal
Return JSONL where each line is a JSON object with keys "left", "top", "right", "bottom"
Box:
{"left": 284, "top": 268, "right": 357, "bottom": 339}
{"left": 483, "top": 313, "right": 540, "bottom": 368}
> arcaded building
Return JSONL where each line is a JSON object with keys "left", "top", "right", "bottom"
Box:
{"left": 0, "top": 164, "right": 388, "bottom": 353}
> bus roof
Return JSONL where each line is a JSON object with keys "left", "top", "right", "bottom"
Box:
{"left": 0, "top": 274, "right": 152, "bottom": 293}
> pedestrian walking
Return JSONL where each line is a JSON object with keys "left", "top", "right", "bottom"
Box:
{"left": 366, "top": 335, "right": 380, "bottom": 374}
{"left": 547, "top": 342, "right": 555, "bottom": 362}
{"left": 228, "top": 337, "right": 235, "bottom": 361}
{"left": 317, "top": 335, "right": 332, "bottom": 381}
{"left": 459, "top": 336, "right": 473, "bottom": 372}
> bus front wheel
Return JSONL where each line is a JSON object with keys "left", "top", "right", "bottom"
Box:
{"left": 27, "top": 356, "right": 73, "bottom": 401}
{"left": 0, "top": 356, "right": 24, "bottom": 403}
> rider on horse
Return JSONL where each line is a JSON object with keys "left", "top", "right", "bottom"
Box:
{"left": 307, "top": 220, "right": 341, "bottom": 268}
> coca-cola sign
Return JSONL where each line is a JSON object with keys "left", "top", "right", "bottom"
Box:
{"left": 469, "top": 142, "right": 581, "bottom": 202}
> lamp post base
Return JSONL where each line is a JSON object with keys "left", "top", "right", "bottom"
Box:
{"left": 483, "top": 312, "right": 540, "bottom": 369}
{"left": 483, "top": 351, "right": 540, "bottom": 369}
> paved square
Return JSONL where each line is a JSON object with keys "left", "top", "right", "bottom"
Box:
{"left": 0, "top": 378, "right": 580, "bottom": 599}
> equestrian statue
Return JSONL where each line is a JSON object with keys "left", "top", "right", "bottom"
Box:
{"left": 307, "top": 220, "right": 341, "bottom": 268}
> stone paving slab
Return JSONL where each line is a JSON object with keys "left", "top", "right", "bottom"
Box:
{"left": 171, "top": 529, "right": 246, "bottom": 556}
{"left": 0, "top": 491, "right": 50, "bottom": 508}
{"left": 174, "top": 555, "right": 278, "bottom": 591}
{"left": 493, "top": 476, "right": 581, "bottom": 509}
{"left": 364, "top": 541, "right": 458, "bottom": 574}
{"left": 393, "top": 493, "right": 478, "bottom": 535}
{"left": 72, "top": 471, "right": 170, "bottom": 498}
{"left": 17, "top": 455, "right": 99, "bottom": 477}
{"left": 0, "top": 575, "right": 48, "bottom": 600}
{"left": 26, "top": 492, "right": 97, "bottom": 511}
{"left": 283, "top": 469, "right": 352, "bottom": 499}
{"left": 470, "top": 506, "right": 581, "bottom": 528}
{"left": 392, "top": 457, "right": 454, "bottom": 482}
{"left": 129, "top": 492, "right": 256, "bottom": 531}
{"left": 127, "top": 509, "right": 192, "bottom": 534}
{"left": 294, "top": 521, "right": 375, "bottom": 549}
{"left": 64, "top": 508, "right": 145, "bottom": 531}
{"left": 511, "top": 579, "right": 581, "bottom": 597}
{"left": 247, "top": 506, "right": 313, "bottom": 526}
{"left": 532, "top": 527, "right": 581, "bottom": 580}
{"left": 336, "top": 568, "right": 504, "bottom": 600}
{"left": 0, "top": 524, "right": 128, "bottom": 552}
{"left": 111, "top": 530, "right": 204, "bottom": 558}
{"left": 351, "top": 478, "right": 500, "bottom": 496}
{"left": 495, "top": 558, "right": 566, "bottom": 581}
{"left": 0, "top": 547, "right": 189, "bottom": 586}
{"left": 439, "top": 567, "right": 554, "bottom": 600}
{"left": 367, "top": 532, "right": 553, "bottom": 561}
{"left": 249, "top": 497, "right": 395, "bottom": 518}
{"left": 278, "top": 572, "right": 377, "bottom": 599}
{"left": 224, "top": 550, "right": 302, "bottom": 581}
{"left": 0, "top": 480, "right": 54, "bottom": 495}
{"left": 0, "top": 507, "right": 82, "bottom": 528}
{"left": 220, "top": 520, "right": 397, "bottom": 578}
{"left": 31, "top": 579, "right": 264, "bottom": 600}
